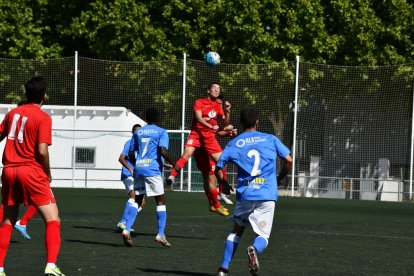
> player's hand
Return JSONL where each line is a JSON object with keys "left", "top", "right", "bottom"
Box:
{"left": 223, "top": 125, "right": 234, "bottom": 132}
{"left": 164, "top": 163, "right": 173, "bottom": 169}
{"left": 230, "top": 129, "right": 237, "bottom": 136}
{"left": 211, "top": 125, "right": 219, "bottom": 131}
{"left": 129, "top": 168, "right": 134, "bottom": 175}
{"left": 224, "top": 101, "right": 231, "bottom": 113}
{"left": 222, "top": 180, "right": 234, "bottom": 195}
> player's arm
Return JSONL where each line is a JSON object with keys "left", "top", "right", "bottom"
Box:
{"left": 195, "top": 109, "right": 219, "bottom": 130}
{"left": 221, "top": 100, "right": 231, "bottom": 127}
{"left": 159, "top": 147, "right": 178, "bottom": 171}
{"left": 216, "top": 125, "right": 237, "bottom": 137}
{"left": 119, "top": 153, "right": 134, "bottom": 176}
{"left": 0, "top": 119, "right": 7, "bottom": 142}
{"left": 38, "top": 143, "right": 52, "bottom": 183}
{"left": 214, "top": 165, "right": 234, "bottom": 195}
{"left": 277, "top": 154, "right": 293, "bottom": 185}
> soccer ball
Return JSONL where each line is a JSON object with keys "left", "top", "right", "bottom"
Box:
{"left": 204, "top": 51, "right": 220, "bottom": 66}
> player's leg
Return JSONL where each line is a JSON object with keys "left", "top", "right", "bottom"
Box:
{"left": 15, "top": 204, "right": 37, "bottom": 239}
{"left": 168, "top": 130, "right": 201, "bottom": 183}
{"left": 168, "top": 146, "right": 196, "bottom": 183}
{"left": 206, "top": 175, "right": 229, "bottom": 216}
{"left": 217, "top": 200, "right": 253, "bottom": 275}
{"left": 218, "top": 223, "right": 245, "bottom": 275}
{"left": 0, "top": 204, "right": 19, "bottom": 275}
{"left": 246, "top": 200, "right": 276, "bottom": 275}
{"left": 147, "top": 176, "right": 171, "bottom": 247}
{"left": 36, "top": 202, "right": 64, "bottom": 276}
{"left": 118, "top": 177, "right": 142, "bottom": 231}
{"left": 217, "top": 168, "right": 233, "bottom": 205}
{"left": 0, "top": 167, "right": 21, "bottom": 275}
{"left": 121, "top": 177, "right": 145, "bottom": 247}
{"left": 19, "top": 165, "right": 65, "bottom": 275}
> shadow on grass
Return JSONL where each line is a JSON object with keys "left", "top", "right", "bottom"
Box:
{"left": 137, "top": 267, "right": 212, "bottom": 275}
{"left": 72, "top": 225, "right": 205, "bottom": 240}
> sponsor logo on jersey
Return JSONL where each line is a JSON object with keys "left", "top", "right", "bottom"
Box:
{"left": 236, "top": 136, "right": 267, "bottom": 147}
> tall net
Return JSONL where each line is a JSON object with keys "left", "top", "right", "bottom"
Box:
{"left": 296, "top": 63, "right": 414, "bottom": 200}
{"left": 1, "top": 55, "right": 414, "bottom": 200}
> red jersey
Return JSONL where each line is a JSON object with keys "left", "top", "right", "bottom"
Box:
{"left": 191, "top": 97, "right": 224, "bottom": 132}
{"left": 0, "top": 104, "right": 52, "bottom": 169}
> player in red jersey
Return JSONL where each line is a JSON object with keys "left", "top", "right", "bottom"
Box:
{"left": 193, "top": 125, "right": 237, "bottom": 216}
{"left": 0, "top": 76, "right": 65, "bottom": 276}
{"left": 167, "top": 83, "right": 232, "bottom": 214}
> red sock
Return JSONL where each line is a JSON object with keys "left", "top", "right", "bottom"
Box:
{"left": 20, "top": 205, "right": 38, "bottom": 225}
{"left": 204, "top": 189, "right": 214, "bottom": 206}
{"left": 0, "top": 205, "right": 3, "bottom": 222}
{"left": 210, "top": 189, "right": 221, "bottom": 208}
{"left": 171, "top": 157, "right": 187, "bottom": 177}
{"left": 0, "top": 224, "right": 13, "bottom": 266}
{"left": 45, "top": 221, "right": 61, "bottom": 264}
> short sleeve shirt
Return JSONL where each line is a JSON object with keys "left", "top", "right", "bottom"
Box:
{"left": 217, "top": 130, "right": 290, "bottom": 201}
{"left": 191, "top": 98, "right": 224, "bottom": 132}
{"left": 0, "top": 104, "right": 52, "bottom": 169}
{"left": 130, "top": 124, "right": 169, "bottom": 177}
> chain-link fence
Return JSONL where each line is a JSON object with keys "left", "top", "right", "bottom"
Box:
{"left": 1, "top": 54, "right": 413, "bottom": 201}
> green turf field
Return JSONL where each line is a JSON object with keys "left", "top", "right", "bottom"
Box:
{"left": 3, "top": 188, "right": 414, "bottom": 275}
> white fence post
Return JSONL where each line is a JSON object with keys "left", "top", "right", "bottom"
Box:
{"left": 72, "top": 51, "right": 79, "bottom": 188}
{"left": 291, "top": 56, "right": 300, "bottom": 196}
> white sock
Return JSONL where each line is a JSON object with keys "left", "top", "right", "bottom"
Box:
{"left": 46, "top": 263, "right": 56, "bottom": 268}
{"left": 0, "top": 267, "right": 4, "bottom": 273}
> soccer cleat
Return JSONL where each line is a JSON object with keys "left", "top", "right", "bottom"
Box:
{"left": 44, "top": 265, "right": 65, "bottom": 276}
{"left": 0, "top": 272, "right": 6, "bottom": 276}
{"left": 155, "top": 234, "right": 171, "bottom": 247}
{"left": 166, "top": 175, "right": 175, "bottom": 186}
{"left": 219, "top": 193, "right": 233, "bottom": 205}
{"left": 15, "top": 220, "right": 31, "bottom": 239}
{"left": 122, "top": 230, "right": 133, "bottom": 247}
{"left": 217, "top": 267, "right": 229, "bottom": 276}
{"left": 116, "top": 222, "right": 134, "bottom": 232}
{"left": 117, "top": 222, "right": 126, "bottom": 230}
{"left": 247, "top": 246, "right": 260, "bottom": 275}
{"left": 209, "top": 206, "right": 229, "bottom": 216}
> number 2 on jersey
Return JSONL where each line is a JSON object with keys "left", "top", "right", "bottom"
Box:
{"left": 8, "top": 113, "right": 28, "bottom": 143}
{"left": 247, "top": 149, "right": 262, "bottom": 176}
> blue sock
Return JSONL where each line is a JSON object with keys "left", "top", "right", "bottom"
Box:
{"left": 156, "top": 205, "right": 167, "bottom": 236}
{"left": 120, "top": 199, "right": 133, "bottom": 223}
{"left": 221, "top": 233, "right": 240, "bottom": 269}
{"left": 253, "top": 236, "right": 268, "bottom": 254}
{"left": 125, "top": 202, "right": 139, "bottom": 232}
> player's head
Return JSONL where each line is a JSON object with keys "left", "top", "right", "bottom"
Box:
{"left": 240, "top": 106, "right": 259, "bottom": 130}
{"left": 207, "top": 83, "right": 221, "bottom": 99}
{"left": 25, "top": 76, "right": 47, "bottom": 104}
{"left": 132, "top": 124, "right": 141, "bottom": 133}
{"left": 146, "top": 108, "right": 159, "bottom": 124}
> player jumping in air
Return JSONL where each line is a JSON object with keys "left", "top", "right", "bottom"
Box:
{"left": 215, "top": 107, "right": 292, "bottom": 276}
{"left": 167, "top": 83, "right": 232, "bottom": 215}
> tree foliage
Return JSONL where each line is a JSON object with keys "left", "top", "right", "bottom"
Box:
{"left": 0, "top": 0, "right": 414, "bottom": 65}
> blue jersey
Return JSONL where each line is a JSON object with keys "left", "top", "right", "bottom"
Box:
{"left": 217, "top": 130, "right": 290, "bottom": 201}
{"left": 130, "top": 124, "right": 169, "bottom": 177}
{"left": 120, "top": 139, "right": 136, "bottom": 180}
